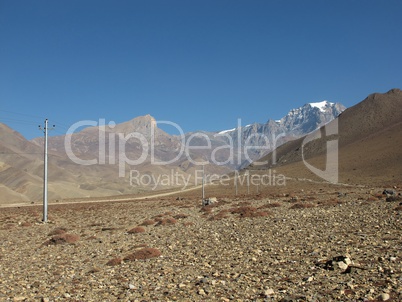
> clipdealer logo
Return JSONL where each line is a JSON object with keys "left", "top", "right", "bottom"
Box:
{"left": 63, "top": 117, "right": 339, "bottom": 184}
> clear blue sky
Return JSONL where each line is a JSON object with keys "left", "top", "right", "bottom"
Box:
{"left": 1, "top": 0, "right": 401, "bottom": 139}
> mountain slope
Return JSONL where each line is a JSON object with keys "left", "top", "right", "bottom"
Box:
{"left": 250, "top": 88, "right": 402, "bottom": 186}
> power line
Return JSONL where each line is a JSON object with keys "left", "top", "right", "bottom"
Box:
{"left": 0, "top": 109, "right": 71, "bottom": 130}
{"left": 0, "top": 117, "right": 40, "bottom": 126}
{"left": 0, "top": 152, "right": 43, "bottom": 155}
{"left": 0, "top": 109, "right": 45, "bottom": 120}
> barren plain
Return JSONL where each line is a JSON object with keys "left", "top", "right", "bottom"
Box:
{"left": 1, "top": 179, "right": 401, "bottom": 302}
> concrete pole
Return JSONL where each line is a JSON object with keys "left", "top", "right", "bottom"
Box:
{"left": 42, "top": 119, "right": 48, "bottom": 222}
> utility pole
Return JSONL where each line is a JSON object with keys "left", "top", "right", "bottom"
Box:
{"left": 246, "top": 170, "right": 250, "bottom": 195}
{"left": 235, "top": 170, "right": 238, "bottom": 196}
{"left": 39, "top": 119, "right": 54, "bottom": 222}
{"left": 202, "top": 164, "right": 205, "bottom": 201}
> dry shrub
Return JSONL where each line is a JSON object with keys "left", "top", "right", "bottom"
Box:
{"left": 101, "top": 227, "right": 122, "bottom": 231}
{"left": 200, "top": 204, "right": 218, "bottom": 213}
{"left": 289, "top": 203, "right": 315, "bottom": 209}
{"left": 253, "top": 211, "right": 270, "bottom": 217}
{"left": 208, "top": 209, "right": 230, "bottom": 221}
{"left": 155, "top": 217, "right": 177, "bottom": 226}
{"left": 173, "top": 214, "right": 188, "bottom": 219}
{"left": 183, "top": 222, "right": 194, "bottom": 227}
{"left": 318, "top": 199, "right": 343, "bottom": 206}
{"left": 229, "top": 206, "right": 270, "bottom": 218}
{"left": 305, "top": 196, "right": 316, "bottom": 201}
{"left": 394, "top": 205, "right": 402, "bottom": 211}
{"left": 20, "top": 222, "right": 32, "bottom": 227}
{"left": 230, "top": 206, "right": 257, "bottom": 215}
{"left": 87, "top": 267, "right": 101, "bottom": 274}
{"left": 367, "top": 196, "right": 378, "bottom": 202}
{"left": 106, "top": 257, "right": 122, "bottom": 266}
{"left": 1, "top": 223, "right": 15, "bottom": 230}
{"left": 258, "top": 202, "right": 281, "bottom": 209}
{"left": 386, "top": 195, "right": 402, "bottom": 202}
{"left": 179, "top": 204, "right": 194, "bottom": 209}
{"left": 140, "top": 219, "right": 155, "bottom": 226}
{"left": 44, "top": 233, "right": 80, "bottom": 245}
{"left": 124, "top": 248, "right": 161, "bottom": 261}
{"left": 132, "top": 243, "right": 148, "bottom": 249}
{"left": 48, "top": 227, "right": 67, "bottom": 236}
{"left": 127, "top": 226, "right": 145, "bottom": 234}
{"left": 86, "top": 235, "right": 98, "bottom": 240}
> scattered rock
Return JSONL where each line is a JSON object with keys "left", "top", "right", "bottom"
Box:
{"left": 264, "top": 288, "right": 275, "bottom": 296}
{"left": 383, "top": 189, "right": 395, "bottom": 196}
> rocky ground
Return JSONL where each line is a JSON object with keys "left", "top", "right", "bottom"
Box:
{"left": 0, "top": 183, "right": 401, "bottom": 302}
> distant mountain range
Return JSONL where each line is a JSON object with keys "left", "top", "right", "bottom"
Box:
{"left": 212, "top": 100, "right": 345, "bottom": 169}
{"left": 250, "top": 88, "right": 402, "bottom": 186}
{"left": 1, "top": 99, "right": 345, "bottom": 203}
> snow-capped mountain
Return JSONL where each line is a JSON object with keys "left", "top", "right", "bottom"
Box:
{"left": 215, "top": 100, "right": 346, "bottom": 168}
{"left": 276, "top": 100, "right": 345, "bottom": 135}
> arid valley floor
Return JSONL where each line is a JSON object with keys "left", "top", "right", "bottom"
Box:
{"left": 1, "top": 179, "right": 401, "bottom": 302}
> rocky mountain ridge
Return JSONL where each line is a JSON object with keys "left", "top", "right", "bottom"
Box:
{"left": 1, "top": 99, "right": 345, "bottom": 203}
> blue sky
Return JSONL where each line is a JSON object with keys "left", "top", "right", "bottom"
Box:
{"left": 1, "top": 0, "right": 401, "bottom": 139}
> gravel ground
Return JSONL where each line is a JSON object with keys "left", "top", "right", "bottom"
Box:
{"left": 0, "top": 186, "right": 401, "bottom": 302}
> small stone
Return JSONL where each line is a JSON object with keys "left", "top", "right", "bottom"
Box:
{"left": 198, "top": 288, "right": 206, "bottom": 295}
{"left": 178, "top": 283, "right": 186, "bottom": 288}
{"left": 337, "top": 261, "right": 348, "bottom": 271}
{"left": 379, "top": 293, "right": 390, "bottom": 301}
{"left": 128, "top": 284, "right": 135, "bottom": 290}
{"left": 390, "top": 256, "right": 397, "bottom": 262}
{"left": 264, "top": 288, "right": 275, "bottom": 296}
{"left": 13, "top": 297, "right": 26, "bottom": 302}
{"left": 42, "top": 299, "right": 50, "bottom": 302}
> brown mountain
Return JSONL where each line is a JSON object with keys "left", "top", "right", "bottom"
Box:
{"left": 1, "top": 115, "right": 230, "bottom": 204}
{"left": 250, "top": 88, "right": 402, "bottom": 186}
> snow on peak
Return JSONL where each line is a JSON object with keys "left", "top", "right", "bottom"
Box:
{"left": 309, "top": 100, "right": 333, "bottom": 112}
{"left": 218, "top": 128, "right": 236, "bottom": 134}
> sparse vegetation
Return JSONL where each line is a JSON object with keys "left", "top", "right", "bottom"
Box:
{"left": 123, "top": 248, "right": 161, "bottom": 261}
{"left": 106, "top": 257, "right": 122, "bottom": 266}
{"left": 140, "top": 219, "right": 155, "bottom": 226}
{"left": 289, "top": 203, "right": 315, "bottom": 209}
{"left": 127, "top": 226, "right": 146, "bottom": 234}
{"left": 44, "top": 233, "right": 80, "bottom": 245}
